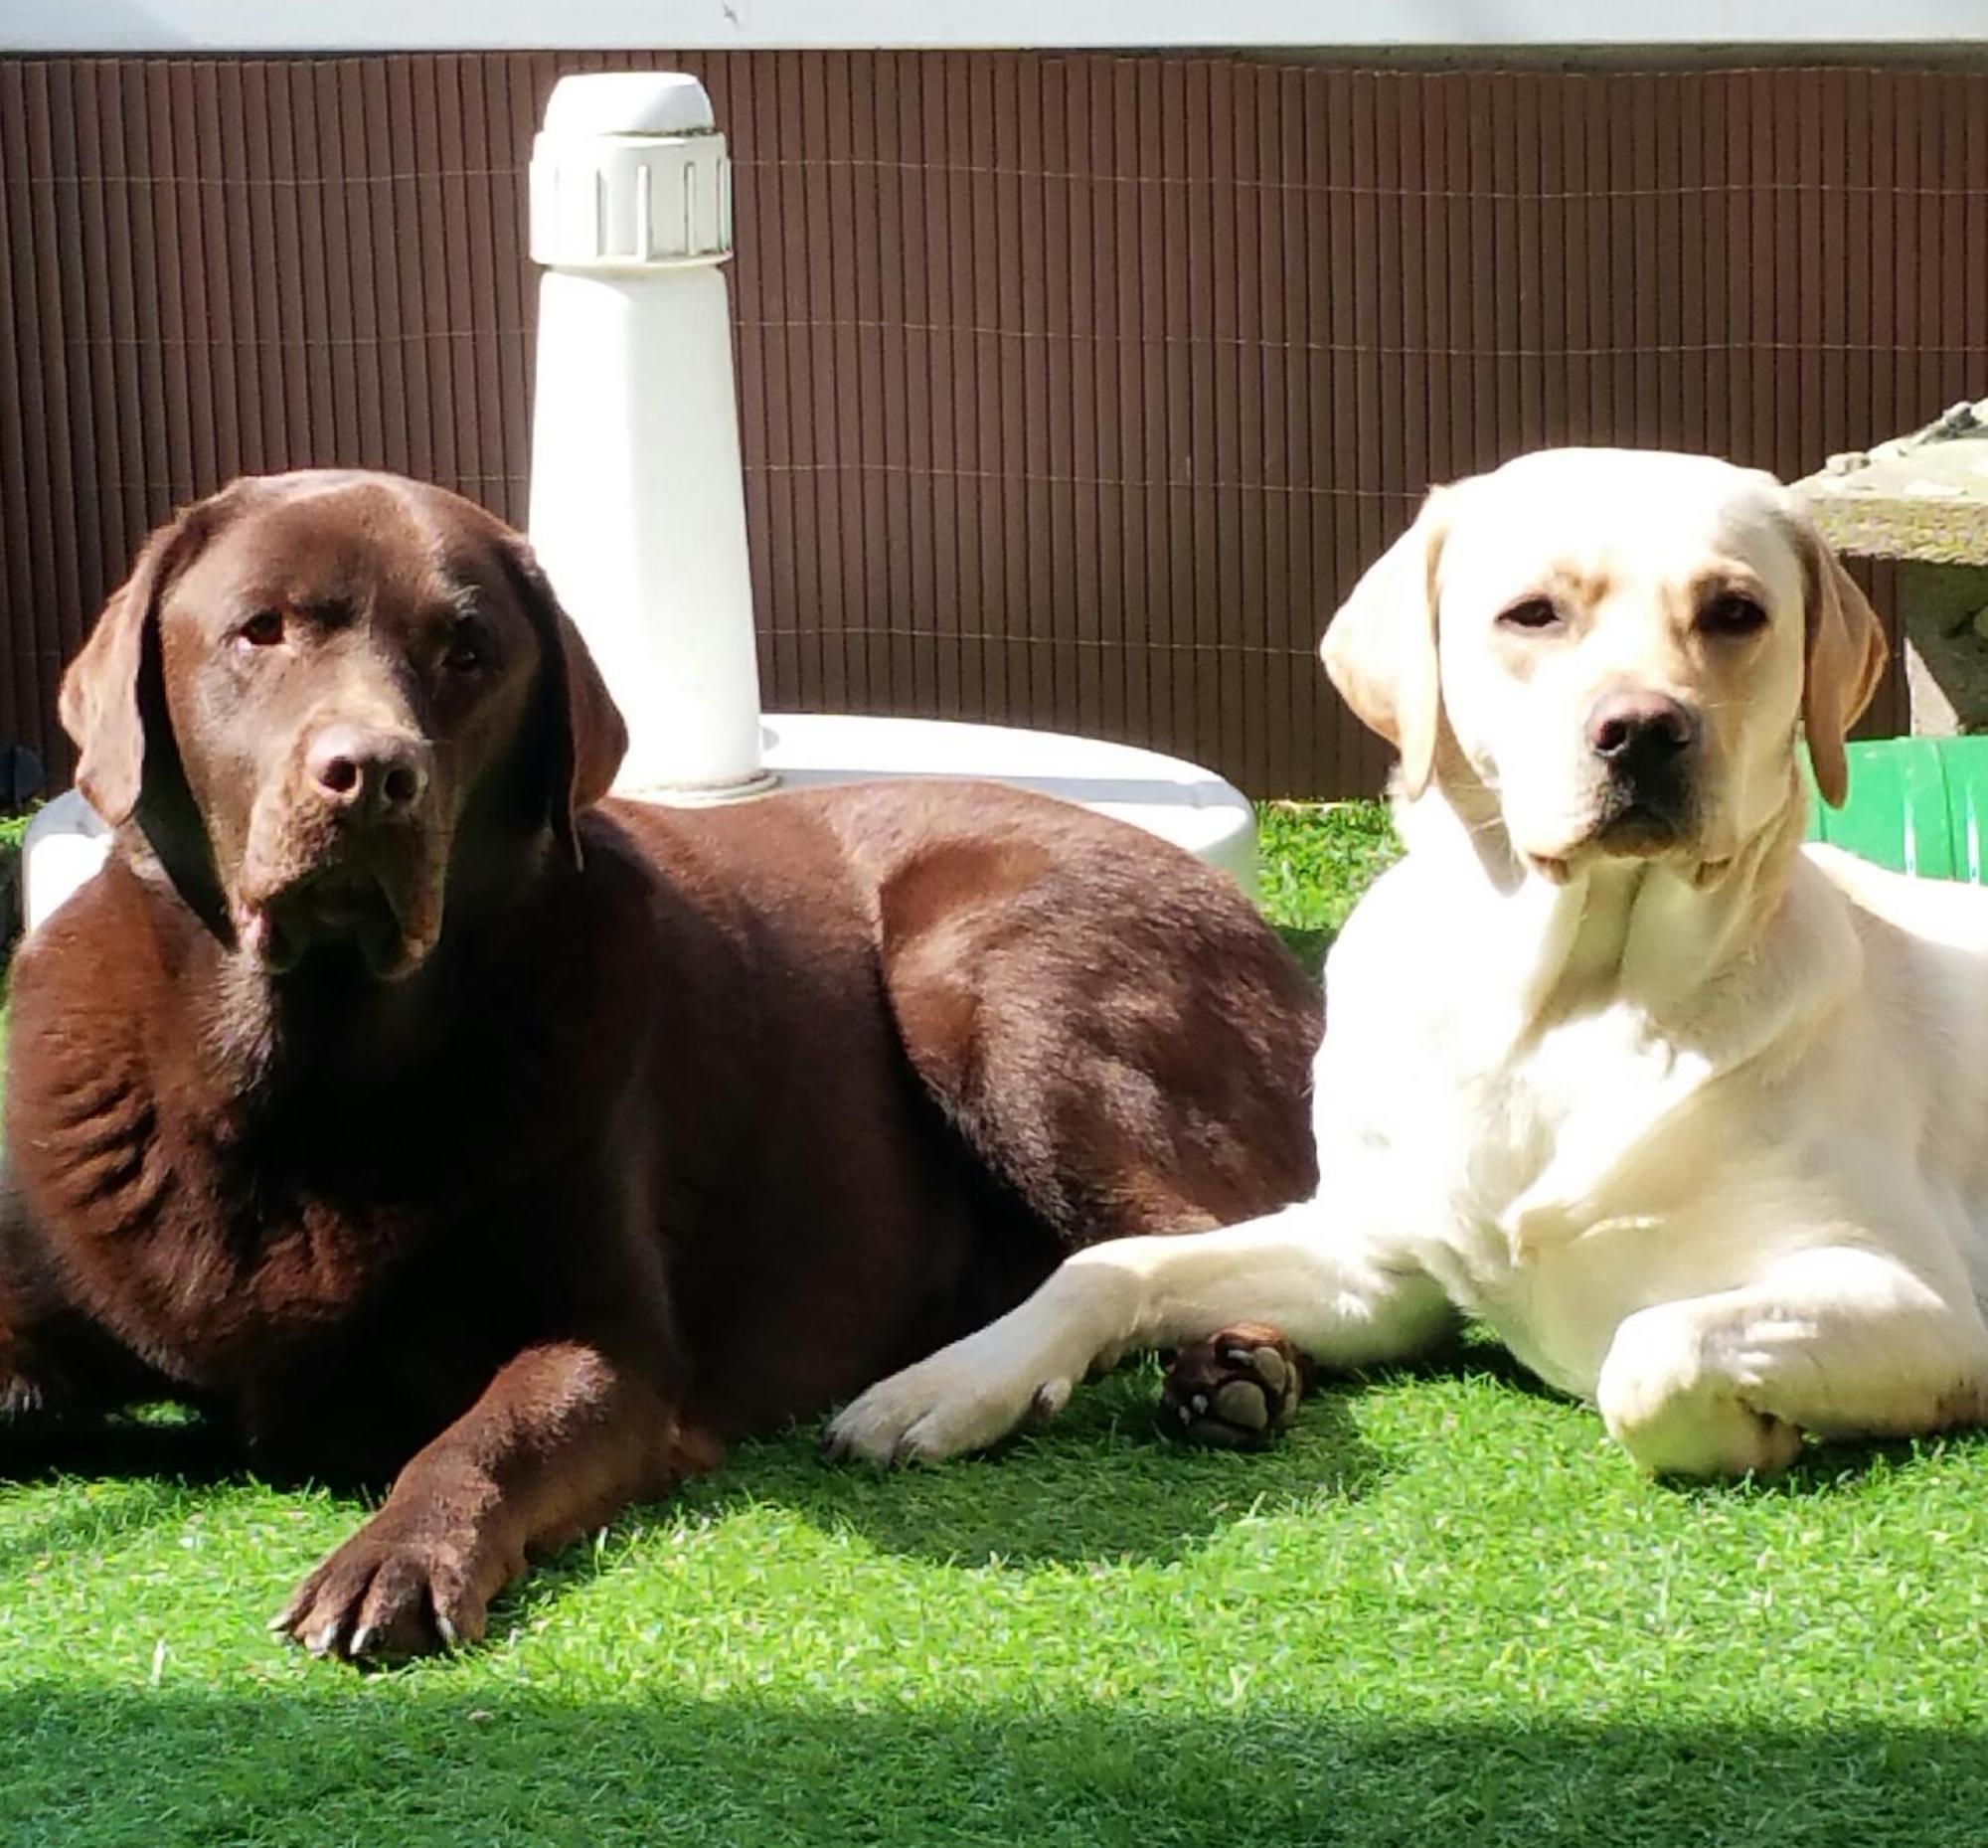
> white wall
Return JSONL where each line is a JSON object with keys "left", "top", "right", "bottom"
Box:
{"left": 6, "top": 0, "right": 1987, "bottom": 54}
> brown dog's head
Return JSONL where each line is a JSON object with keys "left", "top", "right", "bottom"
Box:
{"left": 60, "top": 471, "right": 626, "bottom": 979}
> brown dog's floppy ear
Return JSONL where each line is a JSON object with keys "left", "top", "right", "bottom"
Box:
{"left": 1320, "top": 487, "right": 1450, "bottom": 800}
{"left": 59, "top": 507, "right": 213, "bottom": 826}
{"left": 502, "top": 540, "right": 628, "bottom": 867}
{"left": 1787, "top": 500, "right": 1889, "bottom": 810}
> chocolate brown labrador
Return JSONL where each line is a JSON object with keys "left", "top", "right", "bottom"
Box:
{"left": 0, "top": 470, "right": 1318, "bottom": 1661}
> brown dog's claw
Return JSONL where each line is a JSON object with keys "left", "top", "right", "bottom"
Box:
{"left": 275, "top": 1508, "right": 493, "bottom": 1664}
{"left": 1160, "top": 1321, "right": 1308, "bottom": 1449}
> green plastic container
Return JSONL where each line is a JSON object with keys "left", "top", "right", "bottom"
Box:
{"left": 1803, "top": 737, "right": 1988, "bottom": 882}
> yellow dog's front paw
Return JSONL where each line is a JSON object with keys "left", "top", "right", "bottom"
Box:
{"left": 823, "top": 1336, "right": 1077, "bottom": 1467}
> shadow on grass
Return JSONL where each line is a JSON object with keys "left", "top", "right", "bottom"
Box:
{"left": 12, "top": 1346, "right": 1984, "bottom": 1664}
{"left": 0, "top": 1367, "right": 1387, "bottom": 1651}
{"left": 1671, "top": 1424, "right": 1988, "bottom": 1498}
{"left": 0, "top": 1409, "right": 250, "bottom": 1574}
{"left": 664, "top": 1366, "right": 1388, "bottom": 1575}
{"left": 480, "top": 1368, "right": 1388, "bottom": 1647}
{"left": 0, "top": 1405, "right": 236, "bottom": 1488}
{"left": 0, "top": 1682, "right": 1976, "bottom": 1848}
{"left": 1365, "top": 1334, "right": 1988, "bottom": 1491}
{"left": 1271, "top": 922, "right": 1336, "bottom": 979}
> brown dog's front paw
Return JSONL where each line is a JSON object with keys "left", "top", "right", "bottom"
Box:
{"left": 0, "top": 1372, "right": 50, "bottom": 1423}
{"left": 273, "top": 1507, "right": 502, "bottom": 1663}
{"left": 1160, "top": 1322, "right": 1308, "bottom": 1449}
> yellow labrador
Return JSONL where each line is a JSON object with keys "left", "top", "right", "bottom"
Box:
{"left": 828, "top": 445, "right": 1988, "bottom": 1478}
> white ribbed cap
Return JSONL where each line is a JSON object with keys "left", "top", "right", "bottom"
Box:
{"left": 529, "top": 73, "right": 732, "bottom": 269}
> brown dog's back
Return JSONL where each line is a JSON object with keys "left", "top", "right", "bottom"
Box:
{"left": 570, "top": 781, "right": 1321, "bottom": 1435}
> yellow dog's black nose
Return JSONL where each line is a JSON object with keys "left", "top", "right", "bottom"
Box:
{"left": 1586, "top": 689, "right": 1698, "bottom": 768}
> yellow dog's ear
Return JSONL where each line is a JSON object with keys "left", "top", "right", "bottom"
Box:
{"left": 1785, "top": 499, "right": 1889, "bottom": 810}
{"left": 1319, "top": 487, "right": 1451, "bottom": 800}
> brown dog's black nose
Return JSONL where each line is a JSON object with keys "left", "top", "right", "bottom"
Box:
{"left": 306, "top": 725, "right": 431, "bottom": 818}
{"left": 1585, "top": 691, "right": 1698, "bottom": 768}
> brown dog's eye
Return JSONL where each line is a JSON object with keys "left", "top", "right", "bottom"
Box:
{"left": 1701, "top": 592, "right": 1768, "bottom": 639}
{"left": 1497, "top": 596, "right": 1562, "bottom": 632}
{"left": 442, "top": 624, "right": 483, "bottom": 673}
{"left": 238, "top": 608, "right": 285, "bottom": 648}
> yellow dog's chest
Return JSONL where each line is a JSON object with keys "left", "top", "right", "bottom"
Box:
{"left": 1353, "top": 1006, "right": 1731, "bottom": 1398}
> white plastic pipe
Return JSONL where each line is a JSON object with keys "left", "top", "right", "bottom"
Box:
{"left": 526, "top": 72, "right": 773, "bottom": 800}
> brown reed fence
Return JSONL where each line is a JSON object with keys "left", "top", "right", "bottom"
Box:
{"left": 4, "top": 53, "right": 1975, "bottom": 797}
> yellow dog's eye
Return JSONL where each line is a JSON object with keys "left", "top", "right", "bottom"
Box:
{"left": 238, "top": 608, "right": 285, "bottom": 648}
{"left": 1497, "top": 595, "right": 1561, "bottom": 632}
{"left": 1701, "top": 593, "right": 1767, "bottom": 638}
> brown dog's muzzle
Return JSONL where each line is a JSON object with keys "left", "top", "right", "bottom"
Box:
{"left": 236, "top": 720, "right": 448, "bottom": 981}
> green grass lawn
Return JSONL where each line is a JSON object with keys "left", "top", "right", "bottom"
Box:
{"left": 7, "top": 803, "right": 1988, "bottom": 1846}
